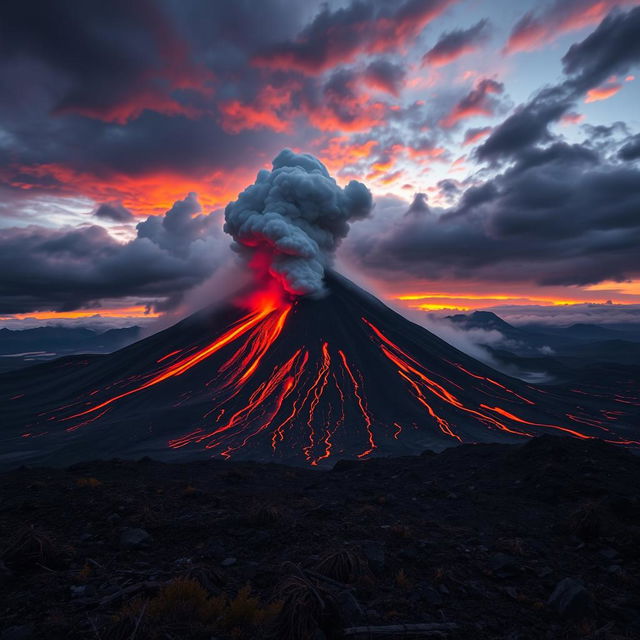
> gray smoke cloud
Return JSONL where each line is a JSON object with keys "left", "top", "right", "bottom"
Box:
{"left": 224, "top": 149, "right": 372, "bottom": 296}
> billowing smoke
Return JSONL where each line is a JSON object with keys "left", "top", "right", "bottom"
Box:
{"left": 224, "top": 149, "right": 372, "bottom": 296}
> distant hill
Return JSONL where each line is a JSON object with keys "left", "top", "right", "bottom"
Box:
{"left": 0, "top": 326, "right": 141, "bottom": 372}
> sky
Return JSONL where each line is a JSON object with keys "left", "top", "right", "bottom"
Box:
{"left": 1, "top": 0, "right": 640, "bottom": 329}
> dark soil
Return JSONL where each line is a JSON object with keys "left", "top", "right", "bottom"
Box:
{"left": 1, "top": 435, "right": 640, "bottom": 639}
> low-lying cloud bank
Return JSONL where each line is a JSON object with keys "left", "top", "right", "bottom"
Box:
{"left": 0, "top": 193, "right": 228, "bottom": 314}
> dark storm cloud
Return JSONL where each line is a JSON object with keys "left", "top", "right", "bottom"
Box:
{"left": 476, "top": 86, "right": 573, "bottom": 162}
{"left": 0, "top": 0, "right": 312, "bottom": 123}
{"left": 405, "top": 193, "right": 431, "bottom": 217}
{"left": 478, "top": 6, "right": 640, "bottom": 163}
{"left": 0, "top": 0, "right": 204, "bottom": 123}
{"left": 0, "top": 0, "right": 313, "bottom": 199}
{"left": 561, "top": 6, "right": 640, "bottom": 91}
{"left": 347, "top": 141, "right": 640, "bottom": 286}
{"left": 423, "top": 19, "right": 490, "bottom": 66}
{"left": 94, "top": 202, "right": 134, "bottom": 222}
{"left": 0, "top": 194, "right": 226, "bottom": 314}
{"left": 1, "top": 110, "right": 282, "bottom": 187}
{"left": 619, "top": 134, "right": 640, "bottom": 161}
{"left": 363, "top": 59, "right": 406, "bottom": 96}
{"left": 253, "top": 0, "right": 456, "bottom": 72}
{"left": 436, "top": 179, "right": 461, "bottom": 203}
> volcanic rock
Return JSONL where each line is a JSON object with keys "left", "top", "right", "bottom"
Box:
{"left": 547, "top": 577, "right": 593, "bottom": 619}
{"left": 119, "top": 528, "right": 151, "bottom": 550}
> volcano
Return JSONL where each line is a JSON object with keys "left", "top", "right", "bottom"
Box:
{"left": 1, "top": 272, "right": 639, "bottom": 469}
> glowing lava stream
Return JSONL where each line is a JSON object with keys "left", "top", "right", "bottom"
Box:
{"left": 338, "top": 350, "right": 376, "bottom": 458}
{"left": 363, "top": 317, "right": 640, "bottom": 446}
{"left": 64, "top": 300, "right": 291, "bottom": 421}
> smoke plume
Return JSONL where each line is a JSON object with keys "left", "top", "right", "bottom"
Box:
{"left": 224, "top": 149, "right": 372, "bottom": 296}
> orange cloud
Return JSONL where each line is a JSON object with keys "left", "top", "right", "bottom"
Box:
{"left": 462, "top": 126, "right": 492, "bottom": 145}
{"left": 585, "top": 83, "right": 622, "bottom": 103}
{"left": 2, "top": 306, "right": 160, "bottom": 321}
{"left": 218, "top": 84, "right": 297, "bottom": 134}
{"left": 316, "top": 136, "right": 379, "bottom": 175}
{"left": 396, "top": 292, "right": 601, "bottom": 311}
{"left": 3, "top": 163, "right": 261, "bottom": 216}
{"left": 560, "top": 112, "right": 585, "bottom": 125}
{"left": 426, "top": 45, "right": 478, "bottom": 68}
{"left": 219, "top": 101, "right": 290, "bottom": 133}
{"left": 305, "top": 98, "right": 388, "bottom": 133}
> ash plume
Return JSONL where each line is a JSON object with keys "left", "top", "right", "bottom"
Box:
{"left": 224, "top": 149, "right": 372, "bottom": 296}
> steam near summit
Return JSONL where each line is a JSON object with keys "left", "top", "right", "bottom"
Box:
{"left": 224, "top": 150, "right": 372, "bottom": 296}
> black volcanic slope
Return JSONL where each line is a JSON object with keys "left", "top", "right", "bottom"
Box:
{"left": 1, "top": 273, "right": 638, "bottom": 469}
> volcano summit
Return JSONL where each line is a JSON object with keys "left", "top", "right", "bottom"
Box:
{"left": 1, "top": 151, "right": 639, "bottom": 469}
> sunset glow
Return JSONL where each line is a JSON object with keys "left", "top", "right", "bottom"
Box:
{"left": 1, "top": 1, "right": 639, "bottom": 327}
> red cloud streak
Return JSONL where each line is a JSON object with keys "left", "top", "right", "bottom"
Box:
{"left": 504, "top": 0, "right": 639, "bottom": 54}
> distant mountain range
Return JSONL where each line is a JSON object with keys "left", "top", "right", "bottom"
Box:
{"left": 446, "top": 310, "right": 640, "bottom": 379}
{"left": 0, "top": 326, "right": 141, "bottom": 372}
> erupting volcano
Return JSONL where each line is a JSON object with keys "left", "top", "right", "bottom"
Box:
{"left": 2, "top": 271, "right": 640, "bottom": 469}
{"left": 1, "top": 151, "right": 639, "bottom": 469}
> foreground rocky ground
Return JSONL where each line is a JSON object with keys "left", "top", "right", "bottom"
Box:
{"left": 1, "top": 435, "right": 639, "bottom": 639}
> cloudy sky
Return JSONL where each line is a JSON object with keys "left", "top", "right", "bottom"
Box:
{"left": 1, "top": 0, "right": 640, "bottom": 328}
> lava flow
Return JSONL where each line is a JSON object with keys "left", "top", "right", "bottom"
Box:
{"left": 2, "top": 272, "right": 639, "bottom": 469}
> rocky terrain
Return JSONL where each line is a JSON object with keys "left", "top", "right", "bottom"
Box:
{"left": 1, "top": 435, "right": 640, "bottom": 639}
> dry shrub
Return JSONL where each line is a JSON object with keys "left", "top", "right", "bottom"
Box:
{"left": 181, "top": 484, "right": 200, "bottom": 498}
{"left": 395, "top": 568, "right": 411, "bottom": 589}
{"left": 246, "top": 504, "right": 283, "bottom": 527}
{"left": 389, "top": 524, "right": 412, "bottom": 539}
{"left": 566, "top": 501, "right": 606, "bottom": 542}
{"left": 272, "top": 568, "right": 342, "bottom": 640}
{"left": 314, "top": 549, "right": 371, "bottom": 585}
{"left": 75, "top": 477, "right": 102, "bottom": 488}
{"left": 2, "top": 526, "right": 60, "bottom": 570}
{"left": 181, "top": 563, "right": 225, "bottom": 593}
{"left": 77, "top": 561, "right": 92, "bottom": 583}
{"left": 146, "top": 578, "right": 219, "bottom": 622}
{"left": 108, "top": 578, "right": 279, "bottom": 640}
{"left": 221, "top": 584, "right": 281, "bottom": 629}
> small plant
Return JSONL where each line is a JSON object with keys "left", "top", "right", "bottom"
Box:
{"left": 273, "top": 570, "right": 341, "bottom": 640}
{"left": 565, "top": 501, "right": 605, "bottom": 542}
{"left": 181, "top": 484, "right": 199, "bottom": 497}
{"left": 108, "top": 579, "right": 280, "bottom": 640}
{"left": 389, "top": 523, "right": 412, "bottom": 539}
{"left": 181, "top": 563, "right": 225, "bottom": 593}
{"left": 395, "top": 568, "right": 411, "bottom": 589}
{"left": 2, "top": 526, "right": 60, "bottom": 570}
{"left": 75, "top": 477, "right": 102, "bottom": 488}
{"left": 147, "top": 577, "right": 220, "bottom": 622}
{"left": 222, "top": 584, "right": 281, "bottom": 629}
{"left": 247, "top": 504, "right": 283, "bottom": 527}
{"left": 77, "top": 561, "right": 92, "bottom": 583}
{"left": 314, "top": 549, "right": 371, "bottom": 584}
{"left": 499, "top": 537, "right": 526, "bottom": 556}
